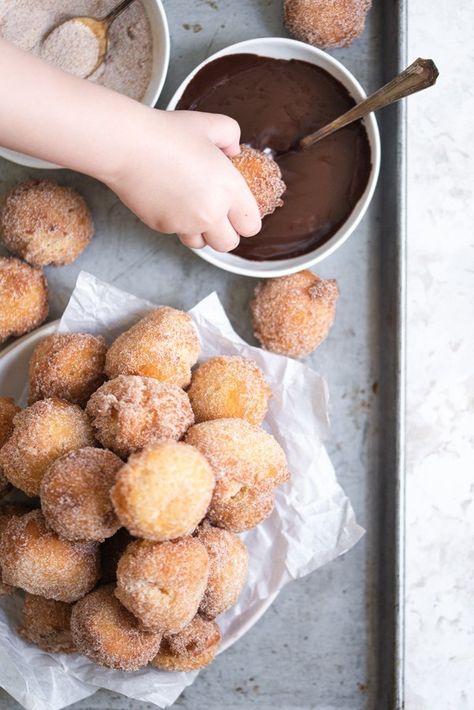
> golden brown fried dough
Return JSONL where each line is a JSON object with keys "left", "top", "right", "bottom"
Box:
{"left": 0, "top": 257, "right": 48, "bottom": 343}
{"left": 208, "top": 480, "right": 275, "bottom": 533}
{"left": 19, "top": 593, "right": 75, "bottom": 653}
{"left": 71, "top": 584, "right": 162, "bottom": 671}
{"left": 0, "top": 510, "right": 99, "bottom": 602}
{"left": 186, "top": 419, "right": 288, "bottom": 532}
{"left": 151, "top": 615, "right": 221, "bottom": 671}
{"left": 188, "top": 356, "right": 271, "bottom": 425}
{"left": 251, "top": 270, "right": 339, "bottom": 358}
{"left": 0, "top": 179, "right": 93, "bottom": 267}
{"left": 116, "top": 537, "right": 209, "bottom": 633}
{"left": 284, "top": 0, "right": 371, "bottom": 49}
{"left": 0, "top": 396, "right": 21, "bottom": 499}
{"left": 111, "top": 440, "right": 214, "bottom": 541}
{"left": 105, "top": 308, "right": 200, "bottom": 387}
{"left": 29, "top": 333, "right": 106, "bottom": 406}
{"left": 41, "top": 447, "right": 122, "bottom": 542}
{"left": 86, "top": 375, "right": 194, "bottom": 458}
{"left": 232, "top": 145, "right": 285, "bottom": 217}
{"left": 196, "top": 522, "right": 248, "bottom": 618}
{"left": 0, "top": 398, "right": 95, "bottom": 496}
{"left": 0, "top": 502, "right": 31, "bottom": 595}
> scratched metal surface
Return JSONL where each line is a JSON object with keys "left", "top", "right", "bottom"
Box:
{"left": 0, "top": 0, "right": 405, "bottom": 708}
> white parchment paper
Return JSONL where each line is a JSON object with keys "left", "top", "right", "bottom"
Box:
{"left": 0, "top": 271, "right": 364, "bottom": 710}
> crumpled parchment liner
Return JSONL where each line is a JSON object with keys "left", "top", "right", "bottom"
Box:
{"left": 0, "top": 271, "right": 364, "bottom": 710}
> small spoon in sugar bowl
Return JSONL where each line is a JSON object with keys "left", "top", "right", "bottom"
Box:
{"left": 40, "top": 0, "right": 139, "bottom": 79}
{"left": 299, "top": 58, "right": 439, "bottom": 150}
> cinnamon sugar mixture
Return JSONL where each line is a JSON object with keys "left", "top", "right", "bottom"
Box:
{"left": 0, "top": 0, "right": 153, "bottom": 101}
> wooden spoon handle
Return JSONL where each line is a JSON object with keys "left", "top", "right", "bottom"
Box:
{"left": 300, "top": 58, "right": 439, "bottom": 150}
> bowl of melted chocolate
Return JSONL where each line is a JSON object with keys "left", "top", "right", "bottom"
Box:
{"left": 168, "top": 37, "right": 380, "bottom": 277}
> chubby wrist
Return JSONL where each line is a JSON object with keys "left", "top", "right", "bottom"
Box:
{"left": 90, "top": 103, "right": 168, "bottom": 188}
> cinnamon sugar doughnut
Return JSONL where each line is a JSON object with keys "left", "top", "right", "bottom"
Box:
{"left": 185, "top": 418, "right": 289, "bottom": 488}
{"left": 0, "top": 180, "right": 93, "bottom": 267}
{"left": 232, "top": 145, "right": 285, "bottom": 217}
{"left": 105, "top": 308, "right": 200, "bottom": 387}
{"left": 0, "top": 502, "right": 31, "bottom": 595}
{"left": 251, "top": 271, "right": 339, "bottom": 358}
{"left": 71, "top": 584, "right": 162, "bottom": 671}
{"left": 116, "top": 537, "right": 209, "bottom": 633}
{"left": 186, "top": 419, "right": 288, "bottom": 531}
{"left": 111, "top": 440, "right": 215, "bottom": 541}
{"left": 28, "top": 333, "right": 106, "bottom": 406}
{"left": 0, "top": 510, "right": 99, "bottom": 602}
{"left": 208, "top": 480, "right": 275, "bottom": 533}
{"left": 187, "top": 356, "right": 271, "bottom": 425}
{"left": 196, "top": 522, "right": 248, "bottom": 618}
{"left": 151, "top": 615, "right": 221, "bottom": 671}
{"left": 19, "top": 593, "right": 75, "bottom": 653}
{"left": 0, "top": 257, "right": 48, "bottom": 343}
{"left": 0, "top": 396, "right": 21, "bottom": 499}
{"left": 0, "top": 398, "right": 95, "bottom": 496}
{"left": 284, "top": 0, "right": 371, "bottom": 49}
{"left": 86, "top": 375, "right": 194, "bottom": 458}
{"left": 41, "top": 447, "right": 122, "bottom": 542}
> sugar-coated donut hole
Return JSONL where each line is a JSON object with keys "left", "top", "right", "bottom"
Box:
{"left": 0, "top": 502, "right": 32, "bottom": 596}
{"left": 29, "top": 332, "right": 106, "bottom": 406}
{"left": 0, "top": 179, "right": 93, "bottom": 267}
{"left": 251, "top": 270, "right": 339, "bottom": 358}
{"left": 187, "top": 355, "right": 271, "bottom": 425}
{"left": 0, "top": 398, "right": 95, "bottom": 496}
{"left": 231, "top": 145, "right": 286, "bottom": 217}
{"left": 105, "top": 307, "right": 200, "bottom": 387}
{"left": 111, "top": 440, "right": 215, "bottom": 541}
{"left": 0, "top": 396, "right": 21, "bottom": 499}
{"left": 186, "top": 419, "right": 289, "bottom": 532}
{"left": 0, "top": 510, "right": 100, "bottom": 602}
{"left": 86, "top": 374, "right": 194, "bottom": 458}
{"left": 0, "top": 257, "right": 48, "bottom": 343}
{"left": 284, "top": 0, "right": 371, "bottom": 49}
{"left": 19, "top": 593, "right": 75, "bottom": 653}
{"left": 71, "top": 584, "right": 162, "bottom": 671}
{"left": 151, "top": 614, "right": 221, "bottom": 671}
{"left": 40, "top": 447, "right": 123, "bottom": 542}
{"left": 196, "top": 522, "right": 249, "bottom": 618}
{"left": 115, "top": 537, "right": 209, "bottom": 633}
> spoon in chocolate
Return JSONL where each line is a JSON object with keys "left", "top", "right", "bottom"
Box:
{"left": 300, "top": 58, "right": 439, "bottom": 150}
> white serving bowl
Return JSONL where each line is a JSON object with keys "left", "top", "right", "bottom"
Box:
{"left": 167, "top": 37, "right": 381, "bottom": 278}
{"left": 0, "top": 0, "right": 170, "bottom": 170}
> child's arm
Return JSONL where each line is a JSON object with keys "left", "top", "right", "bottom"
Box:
{"left": 0, "top": 39, "right": 261, "bottom": 251}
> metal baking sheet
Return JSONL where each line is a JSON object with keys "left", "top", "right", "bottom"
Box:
{"left": 0, "top": 0, "right": 406, "bottom": 708}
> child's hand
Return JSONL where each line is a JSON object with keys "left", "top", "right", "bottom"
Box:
{"left": 0, "top": 40, "right": 261, "bottom": 252}
{"left": 105, "top": 109, "right": 262, "bottom": 252}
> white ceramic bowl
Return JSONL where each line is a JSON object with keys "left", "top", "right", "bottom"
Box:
{"left": 167, "top": 37, "right": 381, "bottom": 278}
{"left": 0, "top": 0, "right": 170, "bottom": 170}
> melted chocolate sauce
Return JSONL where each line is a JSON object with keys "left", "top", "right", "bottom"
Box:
{"left": 177, "top": 54, "right": 372, "bottom": 261}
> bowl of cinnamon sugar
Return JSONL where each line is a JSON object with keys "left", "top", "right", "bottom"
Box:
{"left": 0, "top": 0, "right": 170, "bottom": 169}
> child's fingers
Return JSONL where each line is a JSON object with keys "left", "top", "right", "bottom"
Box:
{"left": 228, "top": 185, "right": 262, "bottom": 238}
{"left": 203, "top": 218, "right": 240, "bottom": 252}
{"left": 206, "top": 114, "right": 241, "bottom": 157}
{"left": 179, "top": 234, "right": 206, "bottom": 249}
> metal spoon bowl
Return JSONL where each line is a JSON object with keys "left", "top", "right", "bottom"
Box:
{"left": 42, "top": 0, "right": 138, "bottom": 79}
